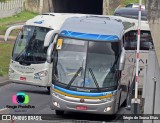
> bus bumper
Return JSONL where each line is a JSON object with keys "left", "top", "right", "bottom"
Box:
{"left": 50, "top": 93, "right": 117, "bottom": 115}
{"left": 8, "top": 77, "right": 50, "bottom": 87}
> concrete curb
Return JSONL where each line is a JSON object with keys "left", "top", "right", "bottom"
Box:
{"left": 0, "top": 76, "right": 10, "bottom": 87}
{"left": 0, "top": 80, "right": 11, "bottom": 87}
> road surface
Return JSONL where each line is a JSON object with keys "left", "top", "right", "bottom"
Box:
{"left": 0, "top": 83, "right": 127, "bottom": 123}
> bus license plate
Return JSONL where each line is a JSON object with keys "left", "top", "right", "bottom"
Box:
{"left": 76, "top": 106, "right": 88, "bottom": 110}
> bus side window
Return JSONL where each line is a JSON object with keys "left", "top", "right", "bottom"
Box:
{"left": 124, "top": 35, "right": 136, "bottom": 50}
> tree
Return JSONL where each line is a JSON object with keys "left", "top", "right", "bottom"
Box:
{"left": 0, "top": 0, "right": 8, "bottom": 2}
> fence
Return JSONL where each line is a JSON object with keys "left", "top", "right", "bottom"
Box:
{"left": 25, "top": 0, "right": 53, "bottom": 14}
{"left": 0, "top": 0, "right": 25, "bottom": 18}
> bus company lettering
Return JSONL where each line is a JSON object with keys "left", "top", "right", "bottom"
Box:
{"left": 14, "top": 65, "right": 35, "bottom": 71}
{"left": 102, "top": 92, "right": 112, "bottom": 96}
{"left": 128, "top": 57, "right": 146, "bottom": 64}
{"left": 102, "top": 90, "right": 116, "bottom": 96}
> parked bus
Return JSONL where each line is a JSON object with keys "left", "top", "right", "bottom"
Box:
{"left": 5, "top": 13, "right": 85, "bottom": 92}
{"left": 49, "top": 16, "right": 135, "bottom": 115}
{"left": 112, "top": 17, "right": 154, "bottom": 109}
{"left": 115, "top": 16, "right": 154, "bottom": 89}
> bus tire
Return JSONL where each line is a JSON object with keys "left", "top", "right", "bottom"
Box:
{"left": 118, "top": 91, "right": 122, "bottom": 109}
{"left": 122, "top": 82, "right": 130, "bottom": 107}
{"left": 122, "top": 96, "right": 127, "bottom": 107}
{"left": 47, "top": 87, "right": 50, "bottom": 92}
{"left": 55, "top": 110, "right": 64, "bottom": 115}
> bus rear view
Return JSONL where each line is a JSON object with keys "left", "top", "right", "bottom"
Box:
{"left": 50, "top": 16, "right": 127, "bottom": 115}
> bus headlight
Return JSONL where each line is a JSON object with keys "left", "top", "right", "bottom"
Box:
{"left": 35, "top": 70, "right": 48, "bottom": 77}
{"left": 104, "top": 106, "right": 112, "bottom": 112}
{"left": 53, "top": 101, "right": 60, "bottom": 108}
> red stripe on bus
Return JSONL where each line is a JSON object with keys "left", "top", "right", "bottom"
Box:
{"left": 136, "top": 53, "right": 139, "bottom": 59}
{"left": 136, "top": 76, "right": 139, "bottom": 82}
{"left": 138, "top": 29, "right": 140, "bottom": 35}
{"left": 139, "top": 5, "right": 142, "bottom": 11}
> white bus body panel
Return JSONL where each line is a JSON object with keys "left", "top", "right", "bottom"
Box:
{"left": 120, "top": 50, "right": 136, "bottom": 105}
{"left": 9, "top": 60, "right": 53, "bottom": 87}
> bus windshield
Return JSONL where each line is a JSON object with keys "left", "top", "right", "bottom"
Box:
{"left": 52, "top": 37, "right": 121, "bottom": 89}
{"left": 12, "top": 26, "right": 51, "bottom": 64}
{"left": 124, "top": 30, "right": 154, "bottom": 50}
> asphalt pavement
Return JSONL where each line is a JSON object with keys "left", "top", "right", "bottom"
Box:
{"left": 0, "top": 82, "right": 128, "bottom": 123}
{"left": 0, "top": 34, "right": 129, "bottom": 122}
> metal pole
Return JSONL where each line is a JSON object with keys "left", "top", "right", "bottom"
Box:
{"left": 131, "top": 0, "right": 142, "bottom": 118}
{"left": 152, "top": 77, "right": 156, "bottom": 123}
{"left": 135, "top": 0, "right": 142, "bottom": 100}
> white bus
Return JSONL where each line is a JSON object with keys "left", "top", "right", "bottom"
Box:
{"left": 116, "top": 16, "right": 154, "bottom": 89}
{"left": 113, "top": 17, "right": 154, "bottom": 108}
{"left": 49, "top": 15, "right": 136, "bottom": 115}
{"left": 5, "top": 13, "right": 85, "bottom": 92}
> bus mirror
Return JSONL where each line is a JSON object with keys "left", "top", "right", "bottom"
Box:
{"left": 4, "top": 25, "right": 23, "bottom": 41}
{"left": 47, "top": 34, "right": 58, "bottom": 63}
{"left": 44, "top": 30, "right": 58, "bottom": 47}
{"left": 119, "top": 48, "right": 126, "bottom": 71}
{"left": 47, "top": 43, "right": 54, "bottom": 63}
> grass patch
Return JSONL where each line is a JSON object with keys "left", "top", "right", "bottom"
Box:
{"left": 123, "top": 0, "right": 145, "bottom": 6}
{"left": 0, "top": 11, "right": 38, "bottom": 76}
{"left": 0, "top": 42, "right": 14, "bottom": 76}
{"left": 0, "top": 11, "right": 38, "bottom": 35}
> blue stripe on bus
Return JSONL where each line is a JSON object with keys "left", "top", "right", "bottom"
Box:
{"left": 60, "top": 30, "right": 120, "bottom": 41}
{"left": 54, "top": 85, "right": 115, "bottom": 97}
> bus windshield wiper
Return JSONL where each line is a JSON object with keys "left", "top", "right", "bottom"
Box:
{"left": 66, "top": 67, "right": 82, "bottom": 89}
{"left": 89, "top": 68, "right": 100, "bottom": 91}
{"left": 15, "top": 49, "right": 27, "bottom": 61}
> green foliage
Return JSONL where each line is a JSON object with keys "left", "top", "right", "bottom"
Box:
{"left": 0, "top": 42, "right": 14, "bottom": 76}
{"left": 0, "top": 11, "right": 38, "bottom": 35}
{"left": 124, "top": 0, "right": 145, "bottom": 5}
{"left": 0, "top": 11, "right": 38, "bottom": 76}
{"left": 0, "top": 0, "right": 9, "bottom": 2}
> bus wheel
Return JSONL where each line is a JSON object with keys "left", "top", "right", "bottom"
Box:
{"left": 122, "top": 83, "right": 130, "bottom": 107}
{"left": 47, "top": 87, "right": 50, "bottom": 93}
{"left": 122, "top": 98, "right": 127, "bottom": 107}
{"left": 118, "top": 91, "right": 122, "bottom": 109}
{"left": 55, "top": 110, "right": 64, "bottom": 115}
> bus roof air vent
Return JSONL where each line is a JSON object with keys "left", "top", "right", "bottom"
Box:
{"left": 86, "top": 16, "right": 110, "bottom": 20}
{"left": 80, "top": 18, "right": 107, "bottom": 24}
{"left": 42, "top": 13, "right": 55, "bottom": 16}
